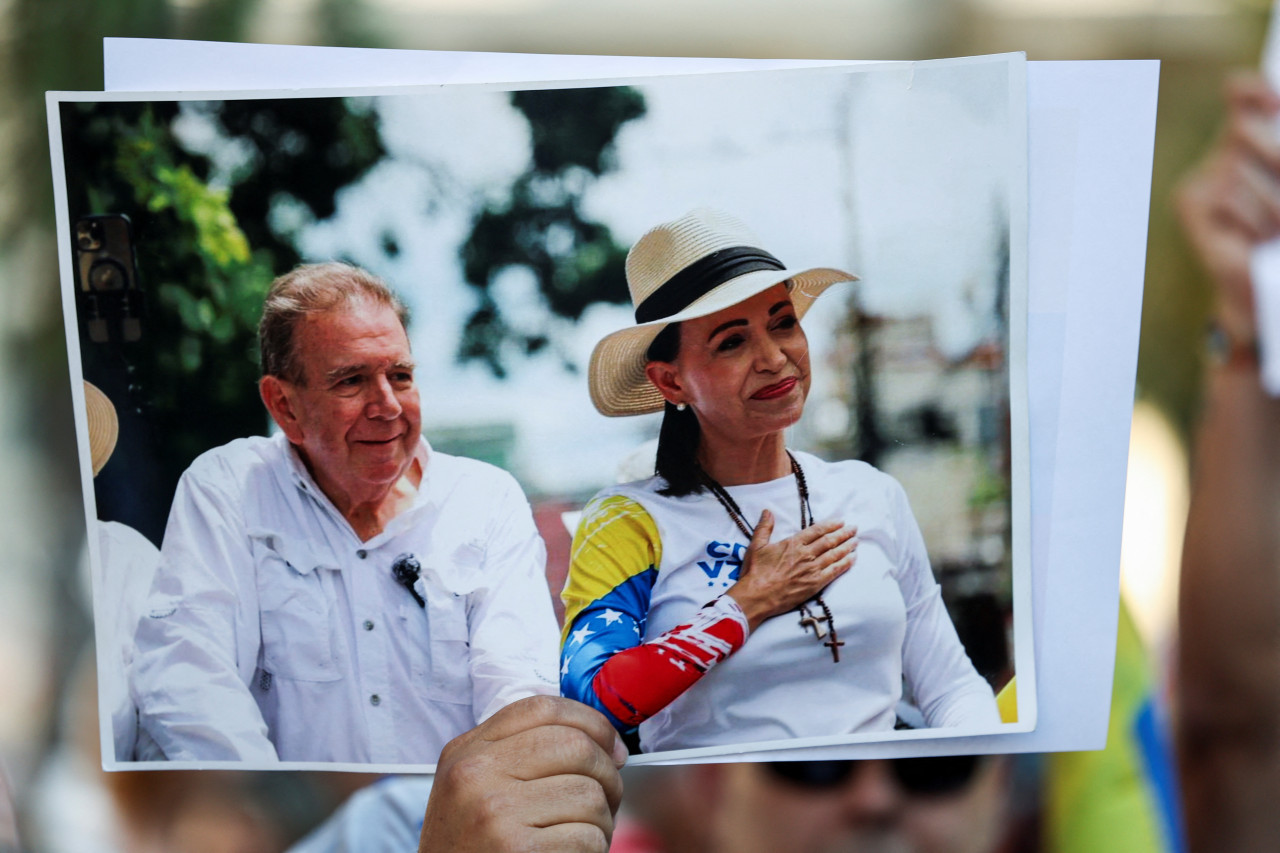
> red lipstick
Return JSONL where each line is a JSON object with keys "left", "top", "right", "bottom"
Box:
{"left": 752, "top": 377, "right": 799, "bottom": 400}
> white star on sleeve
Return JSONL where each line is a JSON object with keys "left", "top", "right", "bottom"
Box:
{"left": 561, "top": 656, "right": 572, "bottom": 676}
{"left": 571, "top": 624, "right": 595, "bottom": 646}
{"left": 600, "top": 609, "right": 624, "bottom": 625}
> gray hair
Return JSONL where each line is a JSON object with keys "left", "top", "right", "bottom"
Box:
{"left": 258, "top": 262, "right": 410, "bottom": 384}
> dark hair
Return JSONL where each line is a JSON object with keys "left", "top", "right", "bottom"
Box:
{"left": 647, "top": 323, "right": 704, "bottom": 497}
{"left": 259, "top": 262, "right": 410, "bottom": 384}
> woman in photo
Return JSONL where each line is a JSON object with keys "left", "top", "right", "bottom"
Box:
{"left": 560, "top": 208, "right": 1001, "bottom": 753}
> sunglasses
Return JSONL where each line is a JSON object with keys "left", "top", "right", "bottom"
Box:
{"left": 763, "top": 755, "right": 983, "bottom": 797}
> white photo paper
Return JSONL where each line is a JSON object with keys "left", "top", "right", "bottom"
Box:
{"left": 55, "top": 55, "right": 1031, "bottom": 770}
{"left": 105, "top": 43, "right": 1160, "bottom": 759}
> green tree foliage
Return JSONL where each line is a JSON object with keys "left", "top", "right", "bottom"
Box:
{"left": 457, "top": 86, "right": 646, "bottom": 377}
{"left": 60, "top": 97, "right": 386, "bottom": 538}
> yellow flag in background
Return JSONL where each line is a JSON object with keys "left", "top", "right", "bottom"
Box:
{"left": 1045, "top": 600, "right": 1184, "bottom": 853}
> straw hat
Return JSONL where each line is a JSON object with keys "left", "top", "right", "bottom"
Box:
{"left": 588, "top": 208, "right": 858, "bottom": 417}
{"left": 84, "top": 381, "right": 119, "bottom": 477}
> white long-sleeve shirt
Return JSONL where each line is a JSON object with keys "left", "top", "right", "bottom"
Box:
{"left": 94, "top": 520, "right": 161, "bottom": 762}
{"left": 562, "top": 451, "right": 1000, "bottom": 753}
{"left": 288, "top": 777, "right": 432, "bottom": 853}
{"left": 131, "top": 433, "right": 559, "bottom": 765}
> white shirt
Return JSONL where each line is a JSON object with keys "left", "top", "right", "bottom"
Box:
{"left": 94, "top": 520, "right": 161, "bottom": 762}
{"left": 131, "top": 433, "right": 559, "bottom": 765}
{"left": 287, "top": 777, "right": 432, "bottom": 853}
{"left": 589, "top": 452, "right": 1000, "bottom": 752}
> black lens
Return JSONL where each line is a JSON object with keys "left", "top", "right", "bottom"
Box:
{"left": 764, "top": 756, "right": 982, "bottom": 796}
{"left": 890, "top": 755, "right": 981, "bottom": 796}
{"left": 88, "top": 259, "right": 127, "bottom": 291}
{"left": 764, "top": 760, "right": 856, "bottom": 789}
{"left": 75, "top": 220, "right": 104, "bottom": 251}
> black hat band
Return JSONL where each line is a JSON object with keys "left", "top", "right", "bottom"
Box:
{"left": 634, "top": 246, "right": 785, "bottom": 324}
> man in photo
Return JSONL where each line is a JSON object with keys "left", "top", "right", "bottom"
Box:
{"left": 130, "top": 261, "right": 559, "bottom": 764}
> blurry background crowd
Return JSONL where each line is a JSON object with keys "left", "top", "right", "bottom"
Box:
{"left": 0, "top": 0, "right": 1269, "bottom": 850}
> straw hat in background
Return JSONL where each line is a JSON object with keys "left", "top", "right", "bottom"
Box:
{"left": 587, "top": 207, "right": 857, "bottom": 417}
{"left": 85, "top": 381, "right": 119, "bottom": 477}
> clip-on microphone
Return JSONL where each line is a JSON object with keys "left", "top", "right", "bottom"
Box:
{"left": 392, "top": 553, "right": 426, "bottom": 608}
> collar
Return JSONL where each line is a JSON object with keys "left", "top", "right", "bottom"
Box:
{"left": 277, "top": 432, "right": 438, "bottom": 541}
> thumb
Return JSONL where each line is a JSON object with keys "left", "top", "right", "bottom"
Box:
{"left": 750, "top": 509, "right": 775, "bottom": 549}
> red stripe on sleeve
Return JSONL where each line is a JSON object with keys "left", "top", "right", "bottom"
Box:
{"left": 590, "top": 597, "right": 748, "bottom": 726}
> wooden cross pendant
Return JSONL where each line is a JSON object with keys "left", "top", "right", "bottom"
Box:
{"left": 824, "top": 636, "right": 845, "bottom": 663}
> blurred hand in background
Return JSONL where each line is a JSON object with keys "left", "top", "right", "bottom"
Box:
{"left": 1177, "top": 72, "right": 1280, "bottom": 853}
{"left": 1176, "top": 73, "right": 1280, "bottom": 345}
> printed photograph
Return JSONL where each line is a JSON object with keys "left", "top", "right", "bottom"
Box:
{"left": 50, "top": 54, "right": 1031, "bottom": 770}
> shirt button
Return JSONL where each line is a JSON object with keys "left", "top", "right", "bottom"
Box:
{"left": 363, "top": 620, "right": 375, "bottom": 631}
{"left": 356, "top": 549, "right": 367, "bottom": 559}
{"left": 370, "top": 694, "right": 381, "bottom": 706}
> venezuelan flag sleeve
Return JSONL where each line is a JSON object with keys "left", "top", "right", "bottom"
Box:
{"left": 560, "top": 494, "right": 748, "bottom": 733}
{"left": 561, "top": 495, "right": 661, "bottom": 725}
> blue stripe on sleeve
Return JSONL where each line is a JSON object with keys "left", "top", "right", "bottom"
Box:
{"left": 560, "top": 567, "right": 658, "bottom": 731}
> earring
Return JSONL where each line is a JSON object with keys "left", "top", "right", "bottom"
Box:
{"left": 676, "top": 402, "right": 687, "bottom": 412}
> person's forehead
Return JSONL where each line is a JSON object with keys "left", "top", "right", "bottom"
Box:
{"left": 294, "top": 302, "right": 410, "bottom": 365}
{"left": 687, "top": 284, "right": 794, "bottom": 330}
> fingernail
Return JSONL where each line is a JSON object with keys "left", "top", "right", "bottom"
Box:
{"left": 611, "top": 734, "right": 629, "bottom": 768}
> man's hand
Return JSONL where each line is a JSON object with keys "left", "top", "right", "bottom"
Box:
{"left": 419, "top": 696, "right": 627, "bottom": 853}
{"left": 1175, "top": 73, "right": 1280, "bottom": 343}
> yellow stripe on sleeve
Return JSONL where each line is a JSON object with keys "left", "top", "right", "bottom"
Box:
{"left": 561, "top": 495, "right": 661, "bottom": 646}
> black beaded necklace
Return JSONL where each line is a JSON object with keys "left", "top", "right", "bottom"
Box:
{"left": 699, "top": 451, "right": 844, "bottom": 663}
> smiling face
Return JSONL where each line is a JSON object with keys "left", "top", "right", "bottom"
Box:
{"left": 647, "top": 284, "right": 811, "bottom": 448}
{"left": 260, "top": 298, "right": 421, "bottom": 513}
